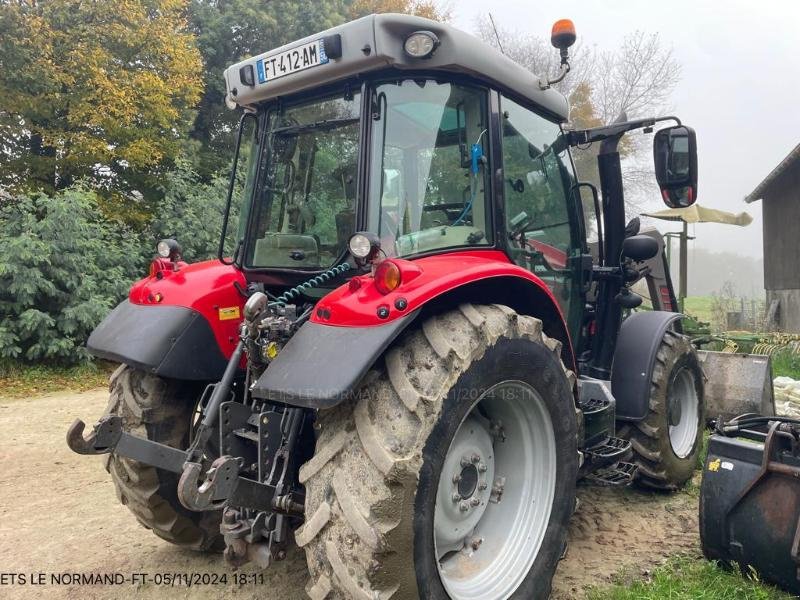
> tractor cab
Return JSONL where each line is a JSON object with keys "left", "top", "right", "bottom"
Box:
{"left": 221, "top": 14, "right": 585, "bottom": 329}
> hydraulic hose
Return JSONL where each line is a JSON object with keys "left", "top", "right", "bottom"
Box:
{"left": 271, "top": 262, "right": 352, "bottom": 306}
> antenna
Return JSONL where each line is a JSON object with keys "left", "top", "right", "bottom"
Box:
{"left": 488, "top": 13, "right": 505, "bottom": 55}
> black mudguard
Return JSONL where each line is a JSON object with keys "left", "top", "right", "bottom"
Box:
{"left": 611, "top": 310, "right": 682, "bottom": 421}
{"left": 87, "top": 300, "right": 229, "bottom": 381}
{"left": 250, "top": 310, "right": 419, "bottom": 408}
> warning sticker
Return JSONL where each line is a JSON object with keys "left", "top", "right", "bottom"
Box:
{"left": 218, "top": 306, "right": 241, "bottom": 321}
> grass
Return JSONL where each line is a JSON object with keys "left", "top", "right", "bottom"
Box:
{"left": 682, "top": 295, "right": 715, "bottom": 324}
{"left": 0, "top": 360, "right": 116, "bottom": 399}
{"left": 772, "top": 349, "right": 800, "bottom": 380}
{"left": 587, "top": 556, "right": 794, "bottom": 600}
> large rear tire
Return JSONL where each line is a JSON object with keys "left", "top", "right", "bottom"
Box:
{"left": 104, "top": 365, "right": 223, "bottom": 550}
{"left": 618, "top": 329, "right": 705, "bottom": 490}
{"left": 298, "top": 304, "right": 578, "bottom": 599}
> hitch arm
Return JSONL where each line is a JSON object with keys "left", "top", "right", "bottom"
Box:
{"left": 68, "top": 417, "right": 302, "bottom": 516}
{"left": 67, "top": 415, "right": 188, "bottom": 473}
{"left": 66, "top": 416, "right": 123, "bottom": 455}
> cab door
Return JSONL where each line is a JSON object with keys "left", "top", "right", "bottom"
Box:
{"left": 499, "top": 94, "right": 587, "bottom": 342}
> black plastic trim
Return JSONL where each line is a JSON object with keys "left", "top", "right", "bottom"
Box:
{"left": 611, "top": 310, "right": 682, "bottom": 421}
{"left": 87, "top": 300, "right": 229, "bottom": 381}
{"left": 251, "top": 310, "right": 419, "bottom": 408}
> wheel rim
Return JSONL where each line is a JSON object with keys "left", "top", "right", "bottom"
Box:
{"left": 667, "top": 367, "right": 699, "bottom": 458}
{"left": 434, "top": 381, "right": 557, "bottom": 600}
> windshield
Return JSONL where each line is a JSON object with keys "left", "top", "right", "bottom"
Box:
{"left": 368, "top": 80, "right": 491, "bottom": 257}
{"left": 244, "top": 90, "right": 361, "bottom": 269}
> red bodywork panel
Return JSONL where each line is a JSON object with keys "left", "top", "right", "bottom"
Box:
{"left": 129, "top": 259, "right": 246, "bottom": 360}
{"left": 126, "top": 250, "right": 568, "bottom": 365}
{"left": 312, "top": 249, "right": 566, "bottom": 328}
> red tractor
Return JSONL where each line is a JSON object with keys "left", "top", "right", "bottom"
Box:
{"left": 69, "top": 14, "right": 704, "bottom": 599}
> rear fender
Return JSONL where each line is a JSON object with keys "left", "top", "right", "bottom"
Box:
{"left": 88, "top": 260, "right": 246, "bottom": 381}
{"left": 612, "top": 310, "right": 682, "bottom": 421}
{"left": 252, "top": 250, "right": 574, "bottom": 408}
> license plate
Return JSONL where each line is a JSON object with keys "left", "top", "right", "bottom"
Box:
{"left": 256, "top": 40, "right": 328, "bottom": 84}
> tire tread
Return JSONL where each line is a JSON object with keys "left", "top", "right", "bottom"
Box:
{"left": 300, "top": 304, "right": 572, "bottom": 599}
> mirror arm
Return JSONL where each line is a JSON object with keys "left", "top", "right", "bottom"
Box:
{"left": 567, "top": 115, "right": 681, "bottom": 147}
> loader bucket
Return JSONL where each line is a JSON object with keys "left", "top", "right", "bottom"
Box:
{"left": 697, "top": 350, "right": 776, "bottom": 422}
{"left": 700, "top": 422, "right": 800, "bottom": 595}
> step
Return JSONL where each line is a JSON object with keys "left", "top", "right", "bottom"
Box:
{"left": 584, "top": 436, "right": 631, "bottom": 462}
{"left": 584, "top": 461, "right": 638, "bottom": 487}
{"left": 579, "top": 396, "right": 612, "bottom": 414}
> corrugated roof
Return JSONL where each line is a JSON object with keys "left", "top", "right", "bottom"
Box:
{"left": 745, "top": 142, "right": 800, "bottom": 203}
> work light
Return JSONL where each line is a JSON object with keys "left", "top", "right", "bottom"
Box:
{"left": 404, "top": 31, "right": 439, "bottom": 58}
{"left": 157, "top": 239, "right": 182, "bottom": 261}
{"left": 348, "top": 232, "right": 381, "bottom": 264}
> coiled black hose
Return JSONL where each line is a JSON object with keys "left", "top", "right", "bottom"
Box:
{"left": 271, "top": 262, "right": 352, "bottom": 306}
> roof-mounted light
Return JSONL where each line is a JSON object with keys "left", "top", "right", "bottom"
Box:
{"left": 551, "top": 19, "right": 577, "bottom": 52}
{"left": 404, "top": 31, "right": 440, "bottom": 59}
{"left": 539, "top": 19, "right": 577, "bottom": 90}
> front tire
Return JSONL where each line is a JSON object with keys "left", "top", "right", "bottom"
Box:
{"left": 618, "top": 329, "right": 705, "bottom": 490}
{"left": 298, "top": 304, "right": 578, "bottom": 599}
{"left": 104, "top": 365, "right": 223, "bottom": 550}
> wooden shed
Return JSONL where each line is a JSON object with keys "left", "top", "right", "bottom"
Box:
{"left": 745, "top": 143, "right": 800, "bottom": 332}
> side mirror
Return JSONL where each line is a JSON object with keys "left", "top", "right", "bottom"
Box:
{"left": 622, "top": 235, "right": 659, "bottom": 262}
{"left": 653, "top": 125, "right": 698, "bottom": 208}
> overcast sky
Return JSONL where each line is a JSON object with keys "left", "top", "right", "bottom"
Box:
{"left": 451, "top": 0, "right": 800, "bottom": 259}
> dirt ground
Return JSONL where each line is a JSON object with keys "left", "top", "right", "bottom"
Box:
{"left": 0, "top": 389, "right": 699, "bottom": 599}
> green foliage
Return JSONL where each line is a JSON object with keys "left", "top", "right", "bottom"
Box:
{"left": 0, "top": 0, "right": 202, "bottom": 200}
{"left": 0, "top": 360, "right": 117, "bottom": 399}
{"left": 149, "top": 160, "right": 233, "bottom": 262}
{"left": 0, "top": 188, "right": 144, "bottom": 364}
{"left": 588, "top": 556, "right": 793, "bottom": 600}
{"left": 186, "top": 0, "right": 352, "bottom": 178}
{"left": 772, "top": 349, "right": 800, "bottom": 380}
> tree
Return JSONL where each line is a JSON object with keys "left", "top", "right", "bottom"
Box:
{"left": 0, "top": 0, "right": 202, "bottom": 201}
{"left": 0, "top": 187, "right": 144, "bottom": 363}
{"left": 348, "top": 0, "right": 450, "bottom": 21}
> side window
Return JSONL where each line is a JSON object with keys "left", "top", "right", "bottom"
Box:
{"left": 501, "top": 96, "right": 577, "bottom": 266}
{"left": 501, "top": 95, "right": 582, "bottom": 326}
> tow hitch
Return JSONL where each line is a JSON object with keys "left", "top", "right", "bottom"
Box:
{"left": 67, "top": 315, "right": 307, "bottom": 568}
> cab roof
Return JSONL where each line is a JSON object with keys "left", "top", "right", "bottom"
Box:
{"left": 223, "top": 13, "right": 569, "bottom": 120}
